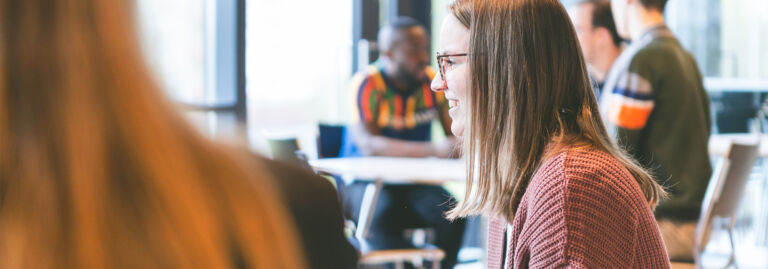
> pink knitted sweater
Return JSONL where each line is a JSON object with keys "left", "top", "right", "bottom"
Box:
{"left": 486, "top": 146, "right": 670, "bottom": 268}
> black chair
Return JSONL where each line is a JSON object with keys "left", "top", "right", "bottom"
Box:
{"left": 318, "top": 124, "right": 346, "bottom": 158}
{"left": 314, "top": 125, "right": 446, "bottom": 268}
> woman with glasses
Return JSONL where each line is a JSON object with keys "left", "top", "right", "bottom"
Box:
{"left": 431, "top": 0, "right": 670, "bottom": 267}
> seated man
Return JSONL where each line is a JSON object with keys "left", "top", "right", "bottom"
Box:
{"left": 343, "top": 17, "right": 465, "bottom": 269}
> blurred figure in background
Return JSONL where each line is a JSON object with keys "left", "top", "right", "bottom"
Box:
{"left": 607, "top": 0, "right": 712, "bottom": 261}
{"left": 0, "top": 0, "right": 355, "bottom": 268}
{"left": 568, "top": 0, "right": 624, "bottom": 98}
{"left": 344, "top": 17, "right": 465, "bottom": 269}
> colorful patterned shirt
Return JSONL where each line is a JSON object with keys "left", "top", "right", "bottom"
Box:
{"left": 349, "top": 63, "right": 449, "bottom": 142}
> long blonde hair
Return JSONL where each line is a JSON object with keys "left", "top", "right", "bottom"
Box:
{"left": 445, "top": 0, "right": 665, "bottom": 223}
{"left": 0, "top": 0, "right": 305, "bottom": 268}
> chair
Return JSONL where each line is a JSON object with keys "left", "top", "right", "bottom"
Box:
{"left": 318, "top": 124, "right": 346, "bottom": 158}
{"left": 316, "top": 124, "right": 348, "bottom": 198}
{"left": 694, "top": 142, "right": 760, "bottom": 269}
{"left": 340, "top": 198, "right": 445, "bottom": 269}
{"left": 311, "top": 169, "right": 446, "bottom": 269}
{"left": 267, "top": 137, "right": 311, "bottom": 170}
{"left": 313, "top": 124, "right": 446, "bottom": 268}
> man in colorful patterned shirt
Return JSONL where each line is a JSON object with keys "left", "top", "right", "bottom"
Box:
{"left": 343, "top": 17, "right": 465, "bottom": 269}
{"left": 606, "top": 0, "right": 712, "bottom": 261}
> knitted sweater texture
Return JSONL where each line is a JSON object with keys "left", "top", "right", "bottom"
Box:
{"left": 486, "top": 147, "right": 670, "bottom": 268}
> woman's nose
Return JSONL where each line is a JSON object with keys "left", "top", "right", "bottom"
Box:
{"left": 431, "top": 71, "right": 447, "bottom": 92}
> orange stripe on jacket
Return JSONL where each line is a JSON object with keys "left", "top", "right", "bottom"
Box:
{"left": 612, "top": 104, "right": 653, "bottom": 130}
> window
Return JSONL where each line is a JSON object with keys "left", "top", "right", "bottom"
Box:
{"left": 136, "top": 0, "right": 208, "bottom": 104}
{"left": 135, "top": 0, "right": 244, "bottom": 141}
{"left": 667, "top": 0, "right": 768, "bottom": 81}
{"left": 245, "top": 0, "right": 353, "bottom": 155}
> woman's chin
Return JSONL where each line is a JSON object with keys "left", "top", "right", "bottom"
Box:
{"left": 450, "top": 122, "right": 465, "bottom": 138}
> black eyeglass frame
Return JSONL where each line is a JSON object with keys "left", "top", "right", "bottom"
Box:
{"left": 435, "top": 52, "right": 468, "bottom": 83}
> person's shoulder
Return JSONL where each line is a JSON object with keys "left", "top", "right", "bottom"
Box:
{"left": 351, "top": 66, "right": 386, "bottom": 92}
{"left": 560, "top": 147, "right": 648, "bottom": 207}
{"left": 630, "top": 37, "right": 684, "bottom": 67}
{"left": 352, "top": 65, "right": 381, "bottom": 78}
{"left": 562, "top": 147, "right": 628, "bottom": 178}
{"left": 532, "top": 149, "right": 569, "bottom": 184}
{"left": 531, "top": 147, "right": 629, "bottom": 188}
{"left": 531, "top": 148, "right": 666, "bottom": 268}
{"left": 524, "top": 149, "right": 570, "bottom": 203}
{"left": 530, "top": 147, "right": 635, "bottom": 199}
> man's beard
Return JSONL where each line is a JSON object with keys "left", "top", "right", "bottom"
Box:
{"left": 397, "top": 68, "right": 424, "bottom": 88}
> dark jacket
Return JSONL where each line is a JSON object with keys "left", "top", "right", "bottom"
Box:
{"left": 260, "top": 157, "right": 359, "bottom": 269}
{"left": 600, "top": 26, "right": 712, "bottom": 221}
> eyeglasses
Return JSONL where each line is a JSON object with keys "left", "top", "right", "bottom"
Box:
{"left": 436, "top": 52, "right": 468, "bottom": 83}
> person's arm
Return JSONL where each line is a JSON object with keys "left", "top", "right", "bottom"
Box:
{"left": 607, "top": 58, "right": 655, "bottom": 159}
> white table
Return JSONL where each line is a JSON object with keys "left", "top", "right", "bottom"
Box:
{"left": 308, "top": 136, "right": 765, "bottom": 241}
{"left": 309, "top": 157, "right": 465, "bottom": 241}
{"left": 709, "top": 134, "right": 768, "bottom": 157}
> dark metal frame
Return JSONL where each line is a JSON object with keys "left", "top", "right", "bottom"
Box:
{"left": 352, "top": 0, "right": 381, "bottom": 73}
{"left": 181, "top": 0, "right": 247, "bottom": 124}
{"left": 388, "top": 0, "right": 431, "bottom": 34}
{"left": 435, "top": 52, "right": 468, "bottom": 82}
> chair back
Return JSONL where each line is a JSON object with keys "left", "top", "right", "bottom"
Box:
{"left": 703, "top": 142, "right": 760, "bottom": 219}
{"left": 695, "top": 141, "right": 760, "bottom": 265}
{"left": 314, "top": 124, "right": 349, "bottom": 200}
{"left": 267, "top": 137, "right": 312, "bottom": 169}
{"left": 318, "top": 124, "right": 346, "bottom": 158}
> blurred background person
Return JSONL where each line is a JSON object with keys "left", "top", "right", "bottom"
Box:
{"left": 343, "top": 17, "right": 465, "bottom": 269}
{"left": 0, "top": 0, "right": 355, "bottom": 268}
{"left": 568, "top": 0, "right": 625, "bottom": 98}
{"left": 607, "top": 0, "right": 712, "bottom": 261}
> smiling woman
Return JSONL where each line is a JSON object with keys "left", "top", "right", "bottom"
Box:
{"left": 431, "top": 0, "right": 669, "bottom": 267}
